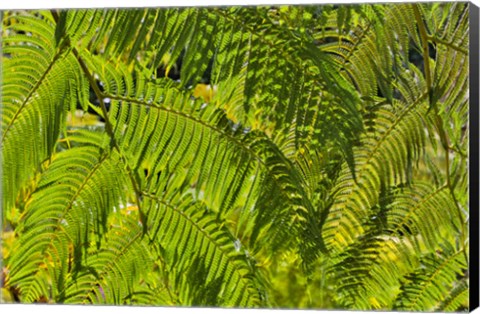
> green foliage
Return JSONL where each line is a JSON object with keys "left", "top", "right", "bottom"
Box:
{"left": 1, "top": 3, "right": 470, "bottom": 311}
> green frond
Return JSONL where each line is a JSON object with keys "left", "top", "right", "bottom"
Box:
{"left": 5, "top": 137, "right": 128, "bottom": 301}
{"left": 142, "top": 193, "right": 264, "bottom": 307}
{"left": 327, "top": 181, "right": 463, "bottom": 310}
{"left": 332, "top": 234, "right": 417, "bottom": 310}
{"left": 82, "top": 217, "right": 151, "bottom": 305}
{"left": 394, "top": 243, "right": 468, "bottom": 311}
{"left": 435, "top": 278, "right": 469, "bottom": 312}
{"left": 1, "top": 11, "right": 88, "bottom": 211}
{"left": 385, "top": 183, "right": 461, "bottom": 251}
{"left": 322, "top": 101, "right": 427, "bottom": 252}
{"left": 83, "top": 55, "right": 326, "bottom": 258}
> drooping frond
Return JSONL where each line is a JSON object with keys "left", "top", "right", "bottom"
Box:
{"left": 332, "top": 233, "right": 417, "bottom": 310}
{"left": 385, "top": 183, "right": 461, "bottom": 251}
{"left": 5, "top": 137, "right": 128, "bottom": 302}
{"left": 435, "top": 278, "right": 469, "bottom": 312}
{"left": 1, "top": 11, "right": 89, "bottom": 211}
{"left": 394, "top": 242, "right": 468, "bottom": 311}
{"left": 81, "top": 54, "right": 328, "bottom": 257}
{"left": 142, "top": 193, "right": 264, "bottom": 307}
{"left": 322, "top": 101, "right": 427, "bottom": 253}
{"left": 328, "top": 181, "right": 462, "bottom": 310}
{"left": 66, "top": 6, "right": 364, "bottom": 168}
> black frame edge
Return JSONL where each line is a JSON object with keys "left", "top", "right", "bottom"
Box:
{"left": 470, "top": 1, "right": 480, "bottom": 312}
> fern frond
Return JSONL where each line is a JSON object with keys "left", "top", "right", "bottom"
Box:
{"left": 323, "top": 100, "right": 427, "bottom": 252}
{"left": 394, "top": 243, "right": 467, "bottom": 311}
{"left": 386, "top": 183, "right": 461, "bottom": 250}
{"left": 5, "top": 137, "right": 128, "bottom": 302}
{"left": 83, "top": 55, "right": 325, "bottom": 257}
{"left": 1, "top": 11, "right": 88, "bottom": 211}
{"left": 82, "top": 217, "right": 151, "bottom": 305}
{"left": 332, "top": 234, "right": 417, "bottom": 310}
{"left": 142, "top": 193, "right": 264, "bottom": 307}
{"left": 329, "top": 181, "right": 463, "bottom": 310}
{"left": 435, "top": 278, "right": 469, "bottom": 312}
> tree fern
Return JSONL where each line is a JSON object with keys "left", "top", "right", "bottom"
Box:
{"left": 1, "top": 3, "right": 472, "bottom": 311}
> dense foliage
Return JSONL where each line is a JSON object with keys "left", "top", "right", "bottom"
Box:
{"left": 1, "top": 3, "right": 471, "bottom": 311}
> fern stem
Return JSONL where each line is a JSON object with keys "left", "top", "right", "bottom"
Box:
{"left": 412, "top": 5, "right": 432, "bottom": 105}
{"left": 76, "top": 226, "right": 143, "bottom": 304}
{"left": 392, "top": 184, "right": 448, "bottom": 236}
{"left": 358, "top": 91, "right": 428, "bottom": 180}
{"left": 427, "top": 35, "right": 468, "bottom": 55}
{"left": 435, "top": 114, "right": 469, "bottom": 266}
{"left": 73, "top": 48, "right": 147, "bottom": 232}
{"left": 412, "top": 5, "right": 467, "bottom": 265}
{"left": 339, "top": 23, "right": 371, "bottom": 71}
{"left": 154, "top": 249, "right": 177, "bottom": 305}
